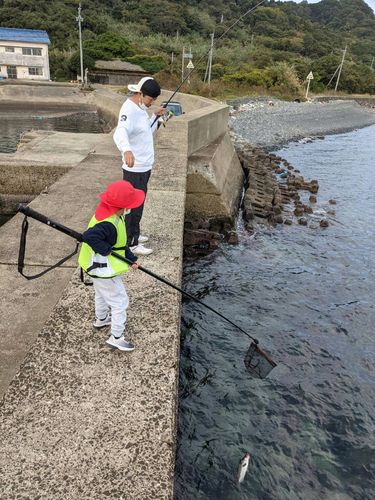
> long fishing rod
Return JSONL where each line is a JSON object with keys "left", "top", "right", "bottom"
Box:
{"left": 151, "top": 0, "right": 266, "bottom": 127}
{"left": 15, "top": 203, "right": 257, "bottom": 343}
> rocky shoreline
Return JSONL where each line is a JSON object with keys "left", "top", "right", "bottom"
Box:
{"left": 184, "top": 98, "right": 375, "bottom": 253}
{"left": 233, "top": 136, "right": 333, "bottom": 233}
{"left": 228, "top": 97, "right": 375, "bottom": 150}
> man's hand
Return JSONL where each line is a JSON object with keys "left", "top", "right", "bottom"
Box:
{"left": 131, "top": 260, "right": 139, "bottom": 270}
{"left": 124, "top": 150, "right": 135, "bottom": 168}
{"left": 154, "top": 106, "right": 166, "bottom": 117}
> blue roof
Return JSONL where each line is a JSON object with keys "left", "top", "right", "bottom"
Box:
{"left": 0, "top": 27, "right": 50, "bottom": 44}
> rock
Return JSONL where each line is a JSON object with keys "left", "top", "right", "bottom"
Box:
{"left": 298, "top": 217, "right": 308, "bottom": 226}
{"left": 274, "top": 215, "right": 284, "bottom": 224}
{"left": 329, "top": 199, "right": 337, "bottom": 205}
{"left": 227, "top": 231, "right": 239, "bottom": 244}
{"left": 327, "top": 210, "right": 335, "bottom": 216}
{"left": 284, "top": 219, "right": 293, "bottom": 225}
{"left": 294, "top": 207, "right": 304, "bottom": 217}
{"left": 309, "top": 225, "right": 318, "bottom": 230}
{"left": 295, "top": 169, "right": 300, "bottom": 174}
{"left": 304, "top": 206, "right": 313, "bottom": 214}
{"left": 309, "top": 195, "right": 317, "bottom": 203}
{"left": 320, "top": 219, "right": 329, "bottom": 227}
{"left": 317, "top": 136, "right": 325, "bottom": 140}
{"left": 281, "top": 173, "right": 288, "bottom": 178}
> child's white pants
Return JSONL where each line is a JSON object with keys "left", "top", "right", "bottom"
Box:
{"left": 91, "top": 275, "right": 129, "bottom": 338}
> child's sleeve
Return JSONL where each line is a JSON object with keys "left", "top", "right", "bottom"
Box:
{"left": 125, "top": 246, "right": 138, "bottom": 263}
{"left": 82, "top": 222, "right": 116, "bottom": 256}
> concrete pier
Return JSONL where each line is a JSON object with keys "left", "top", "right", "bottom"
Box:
{"left": 0, "top": 85, "right": 241, "bottom": 499}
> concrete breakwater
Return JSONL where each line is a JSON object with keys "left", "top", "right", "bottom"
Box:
{"left": 0, "top": 84, "right": 243, "bottom": 499}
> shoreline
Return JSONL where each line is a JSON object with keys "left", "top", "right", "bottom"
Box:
{"left": 229, "top": 98, "right": 375, "bottom": 151}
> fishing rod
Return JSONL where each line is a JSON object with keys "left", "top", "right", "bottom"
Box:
{"left": 15, "top": 203, "right": 277, "bottom": 378}
{"left": 151, "top": 0, "right": 266, "bottom": 128}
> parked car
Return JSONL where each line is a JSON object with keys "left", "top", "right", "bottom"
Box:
{"left": 160, "top": 101, "right": 183, "bottom": 117}
{"left": 157, "top": 101, "right": 183, "bottom": 129}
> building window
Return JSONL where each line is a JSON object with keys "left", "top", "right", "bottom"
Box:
{"left": 22, "top": 48, "right": 42, "bottom": 56}
{"left": 5, "top": 47, "right": 15, "bottom": 52}
{"left": 7, "top": 66, "right": 17, "bottom": 79}
{"left": 28, "top": 67, "right": 43, "bottom": 76}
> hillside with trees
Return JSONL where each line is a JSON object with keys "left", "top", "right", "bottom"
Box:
{"left": 1, "top": 0, "right": 375, "bottom": 96}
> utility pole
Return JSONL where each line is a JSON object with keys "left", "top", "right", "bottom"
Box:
{"left": 181, "top": 46, "right": 185, "bottom": 83}
{"left": 371, "top": 57, "right": 374, "bottom": 70}
{"left": 76, "top": 3, "right": 84, "bottom": 88}
{"left": 208, "top": 32, "right": 214, "bottom": 84}
{"left": 335, "top": 45, "right": 347, "bottom": 92}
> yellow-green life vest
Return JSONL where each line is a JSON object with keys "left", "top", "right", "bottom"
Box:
{"left": 78, "top": 214, "right": 129, "bottom": 278}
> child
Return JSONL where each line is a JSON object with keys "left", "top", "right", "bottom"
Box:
{"left": 79, "top": 180, "right": 145, "bottom": 351}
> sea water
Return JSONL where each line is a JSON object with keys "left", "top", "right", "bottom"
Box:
{"left": 175, "top": 125, "right": 375, "bottom": 500}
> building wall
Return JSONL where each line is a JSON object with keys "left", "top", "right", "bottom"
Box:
{"left": 89, "top": 70, "right": 147, "bottom": 86}
{"left": 0, "top": 40, "right": 50, "bottom": 80}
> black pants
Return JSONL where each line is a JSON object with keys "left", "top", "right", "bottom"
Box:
{"left": 122, "top": 169, "right": 151, "bottom": 247}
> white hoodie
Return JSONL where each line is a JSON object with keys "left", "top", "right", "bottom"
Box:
{"left": 113, "top": 99, "right": 158, "bottom": 173}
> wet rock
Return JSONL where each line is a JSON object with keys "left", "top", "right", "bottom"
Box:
{"left": 329, "top": 199, "right": 337, "bottom": 205}
{"left": 320, "top": 219, "right": 329, "bottom": 227}
{"left": 309, "top": 195, "right": 317, "bottom": 203}
{"left": 317, "top": 136, "right": 325, "bottom": 140}
{"left": 327, "top": 210, "right": 335, "bottom": 216}
{"left": 274, "top": 215, "right": 284, "bottom": 224}
{"left": 298, "top": 217, "right": 308, "bottom": 226}
{"left": 284, "top": 219, "right": 293, "bottom": 225}
{"left": 294, "top": 169, "right": 300, "bottom": 174}
{"left": 304, "top": 206, "right": 313, "bottom": 214}
{"left": 294, "top": 207, "right": 304, "bottom": 216}
{"left": 309, "top": 224, "right": 318, "bottom": 230}
{"left": 227, "top": 231, "right": 239, "bottom": 245}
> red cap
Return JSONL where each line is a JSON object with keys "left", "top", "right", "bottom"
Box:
{"left": 95, "top": 180, "right": 145, "bottom": 221}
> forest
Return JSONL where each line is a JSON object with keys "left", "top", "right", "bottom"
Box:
{"left": 1, "top": 0, "right": 375, "bottom": 96}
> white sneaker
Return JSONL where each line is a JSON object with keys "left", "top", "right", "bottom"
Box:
{"left": 138, "top": 235, "right": 149, "bottom": 243}
{"left": 130, "top": 244, "right": 153, "bottom": 255}
{"left": 106, "top": 335, "right": 135, "bottom": 351}
{"left": 93, "top": 313, "right": 111, "bottom": 328}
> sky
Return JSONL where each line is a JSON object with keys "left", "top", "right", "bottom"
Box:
{"left": 279, "top": 0, "right": 375, "bottom": 13}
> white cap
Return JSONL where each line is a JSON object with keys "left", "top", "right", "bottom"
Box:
{"left": 128, "top": 77, "right": 154, "bottom": 93}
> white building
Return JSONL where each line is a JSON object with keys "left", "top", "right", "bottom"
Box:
{"left": 0, "top": 27, "right": 51, "bottom": 81}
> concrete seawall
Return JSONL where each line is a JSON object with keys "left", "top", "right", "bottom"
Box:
{"left": 0, "top": 85, "right": 242, "bottom": 499}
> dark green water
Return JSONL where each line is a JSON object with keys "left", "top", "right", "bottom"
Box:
{"left": 0, "top": 110, "right": 103, "bottom": 154}
{"left": 175, "top": 126, "right": 375, "bottom": 500}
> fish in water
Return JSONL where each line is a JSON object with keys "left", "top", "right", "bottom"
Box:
{"left": 238, "top": 453, "right": 250, "bottom": 483}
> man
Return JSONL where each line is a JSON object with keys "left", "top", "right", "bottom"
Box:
{"left": 113, "top": 76, "right": 165, "bottom": 255}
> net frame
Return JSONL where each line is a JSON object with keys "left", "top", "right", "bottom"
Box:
{"left": 244, "top": 342, "right": 277, "bottom": 379}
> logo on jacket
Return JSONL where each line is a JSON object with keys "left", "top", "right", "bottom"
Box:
{"left": 120, "top": 115, "right": 127, "bottom": 121}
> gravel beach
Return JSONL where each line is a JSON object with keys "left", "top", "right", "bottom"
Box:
{"left": 229, "top": 98, "right": 375, "bottom": 150}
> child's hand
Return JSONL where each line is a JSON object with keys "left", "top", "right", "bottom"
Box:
{"left": 131, "top": 260, "right": 139, "bottom": 270}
